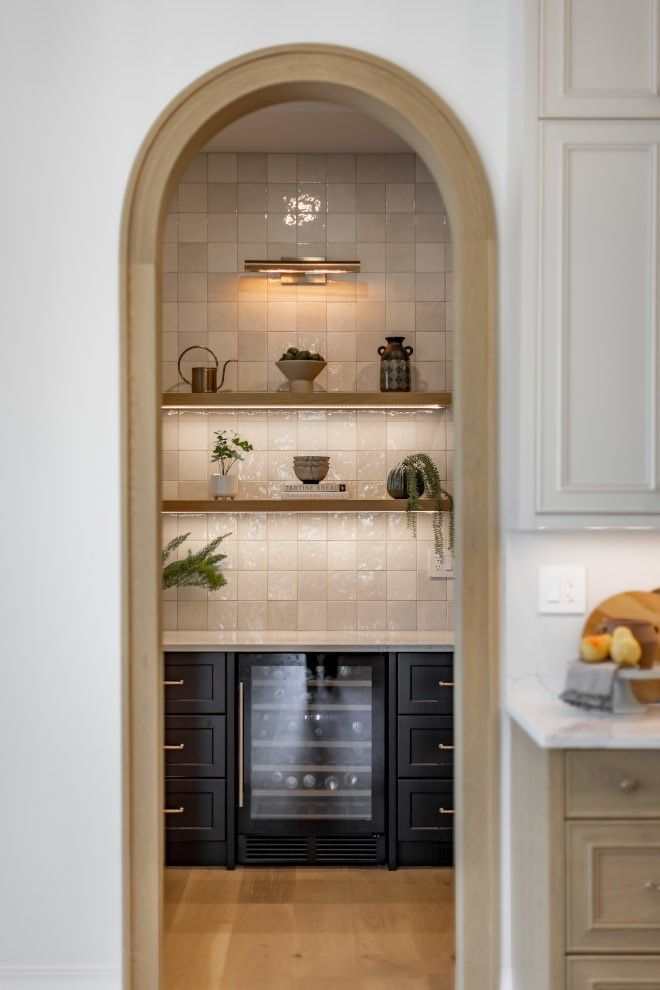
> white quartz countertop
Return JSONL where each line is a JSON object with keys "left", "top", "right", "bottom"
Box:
{"left": 507, "top": 688, "right": 660, "bottom": 749}
{"left": 163, "top": 630, "right": 454, "bottom": 652}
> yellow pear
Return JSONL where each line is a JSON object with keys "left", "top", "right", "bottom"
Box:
{"left": 579, "top": 633, "right": 612, "bottom": 663}
{"left": 610, "top": 626, "right": 642, "bottom": 667}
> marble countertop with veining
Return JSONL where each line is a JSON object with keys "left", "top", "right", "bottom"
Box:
{"left": 506, "top": 677, "right": 660, "bottom": 749}
{"left": 163, "top": 630, "right": 454, "bottom": 652}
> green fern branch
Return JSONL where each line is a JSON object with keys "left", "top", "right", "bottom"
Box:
{"left": 162, "top": 532, "right": 230, "bottom": 591}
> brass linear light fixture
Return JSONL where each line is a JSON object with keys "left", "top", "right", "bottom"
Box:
{"left": 244, "top": 255, "right": 360, "bottom": 285}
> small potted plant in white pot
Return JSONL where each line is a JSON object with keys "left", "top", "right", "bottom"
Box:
{"left": 210, "top": 429, "right": 254, "bottom": 500}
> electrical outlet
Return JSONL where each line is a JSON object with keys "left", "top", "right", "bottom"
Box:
{"left": 538, "top": 565, "right": 586, "bottom": 614}
{"left": 428, "top": 549, "right": 453, "bottom": 577}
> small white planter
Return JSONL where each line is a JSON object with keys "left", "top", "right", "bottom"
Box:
{"left": 211, "top": 474, "right": 238, "bottom": 500}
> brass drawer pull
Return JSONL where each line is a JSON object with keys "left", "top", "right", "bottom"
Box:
{"left": 164, "top": 806, "right": 184, "bottom": 815}
{"left": 437, "top": 743, "right": 454, "bottom": 751}
{"left": 437, "top": 807, "right": 454, "bottom": 815}
{"left": 645, "top": 880, "right": 660, "bottom": 892}
{"left": 164, "top": 679, "right": 185, "bottom": 687}
{"left": 619, "top": 777, "right": 639, "bottom": 793}
{"left": 438, "top": 680, "right": 454, "bottom": 687}
{"left": 163, "top": 743, "right": 185, "bottom": 751}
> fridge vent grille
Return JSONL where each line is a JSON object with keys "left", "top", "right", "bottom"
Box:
{"left": 239, "top": 834, "right": 384, "bottom": 865}
{"left": 240, "top": 835, "right": 308, "bottom": 864}
{"left": 316, "top": 836, "right": 381, "bottom": 864}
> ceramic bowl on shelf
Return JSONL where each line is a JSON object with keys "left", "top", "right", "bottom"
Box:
{"left": 275, "top": 359, "right": 326, "bottom": 393}
{"left": 293, "top": 455, "right": 330, "bottom": 484}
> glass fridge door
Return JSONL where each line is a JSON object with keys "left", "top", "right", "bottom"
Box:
{"left": 238, "top": 653, "right": 385, "bottom": 835}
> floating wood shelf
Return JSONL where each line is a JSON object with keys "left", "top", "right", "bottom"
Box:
{"left": 162, "top": 498, "right": 450, "bottom": 514}
{"left": 162, "top": 391, "right": 451, "bottom": 410}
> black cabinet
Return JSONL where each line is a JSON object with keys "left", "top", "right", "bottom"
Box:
{"left": 164, "top": 652, "right": 225, "bottom": 713}
{"left": 164, "top": 715, "right": 226, "bottom": 777}
{"left": 392, "top": 650, "right": 454, "bottom": 868}
{"left": 163, "top": 652, "right": 227, "bottom": 867}
{"left": 397, "top": 715, "right": 454, "bottom": 778}
{"left": 161, "top": 647, "right": 453, "bottom": 870}
{"left": 398, "top": 653, "right": 454, "bottom": 714}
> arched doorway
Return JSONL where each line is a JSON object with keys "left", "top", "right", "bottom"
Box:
{"left": 121, "top": 44, "right": 499, "bottom": 990}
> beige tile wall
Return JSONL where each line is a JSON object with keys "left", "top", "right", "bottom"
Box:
{"left": 161, "top": 150, "right": 453, "bottom": 632}
{"left": 162, "top": 151, "right": 452, "bottom": 393}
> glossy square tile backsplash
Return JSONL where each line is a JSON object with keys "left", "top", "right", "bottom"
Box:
{"left": 161, "top": 150, "right": 453, "bottom": 633}
{"left": 162, "top": 151, "right": 452, "bottom": 393}
{"left": 162, "top": 407, "right": 453, "bottom": 632}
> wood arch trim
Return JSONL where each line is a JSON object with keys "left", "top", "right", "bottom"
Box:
{"left": 121, "top": 44, "right": 499, "bottom": 990}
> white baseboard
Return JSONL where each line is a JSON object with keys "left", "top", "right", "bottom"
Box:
{"left": 500, "top": 965, "right": 514, "bottom": 990}
{"left": 0, "top": 968, "right": 120, "bottom": 989}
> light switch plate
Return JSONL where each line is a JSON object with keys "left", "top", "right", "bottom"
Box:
{"left": 538, "top": 565, "right": 586, "bottom": 614}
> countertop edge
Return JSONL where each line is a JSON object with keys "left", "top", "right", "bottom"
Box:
{"left": 162, "top": 631, "right": 454, "bottom": 652}
{"left": 506, "top": 693, "right": 660, "bottom": 749}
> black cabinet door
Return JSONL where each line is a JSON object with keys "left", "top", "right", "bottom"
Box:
{"left": 397, "top": 779, "right": 454, "bottom": 842}
{"left": 163, "top": 652, "right": 225, "bottom": 713}
{"left": 164, "top": 779, "right": 226, "bottom": 842}
{"left": 398, "top": 716, "right": 453, "bottom": 778}
{"left": 397, "top": 652, "right": 453, "bottom": 715}
{"left": 164, "top": 715, "right": 226, "bottom": 777}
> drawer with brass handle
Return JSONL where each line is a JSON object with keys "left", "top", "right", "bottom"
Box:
{"left": 397, "top": 652, "right": 454, "bottom": 715}
{"left": 398, "top": 715, "right": 454, "bottom": 778}
{"left": 566, "top": 751, "right": 660, "bottom": 818}
{"left": 567, "top": 820, "right": 660, "bottom": 952}
{"left": 397, "top": 779, "right": 454, "bottom": 842}
{"left": 164, "top": 715, "right": 225, "bottom": 777}
{"left": 164, "top": 779, "right": 225, "bottom": 843}
{"left": 163, "top": 652, "right": 225, "bottom": 714}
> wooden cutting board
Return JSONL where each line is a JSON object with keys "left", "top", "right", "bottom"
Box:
{"left": 583, "top": 590, "right": 660, "bottom": 702}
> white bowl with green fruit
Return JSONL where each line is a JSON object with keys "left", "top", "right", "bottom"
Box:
{"left": 275, "top": 347, "right": 326, "bottom": 393}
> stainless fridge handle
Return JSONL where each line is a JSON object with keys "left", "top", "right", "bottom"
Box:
{"left": 238, "top": 680, "right": 245, "bottom": 809}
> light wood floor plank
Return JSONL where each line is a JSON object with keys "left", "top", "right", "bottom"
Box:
{"left": 164, "top": 866, "right": 454, "bottom": 989}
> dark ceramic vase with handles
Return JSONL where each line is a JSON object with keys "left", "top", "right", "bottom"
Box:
{"left": 378, "top": 336, "right": 413, "bottom": 392}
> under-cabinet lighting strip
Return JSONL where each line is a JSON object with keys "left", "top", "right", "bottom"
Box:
{"left": 162, "top": 401, "right": 445, "bottom": 411}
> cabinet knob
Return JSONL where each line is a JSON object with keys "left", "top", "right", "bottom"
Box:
{"left": 437, "top": 807, "right": 454, "bottom": 815}
{"left": 438, "top": 680, "right": 454, "bottom": 688}
{"left": 163, "top": 743, "right": 185, "bottom": 751}
{"left": 619, "top": 777, "right": 639, "bottom": 793}
{"left": 163, "top": 679, "right": 185, "bottom": 687}
{"left": 437, "top": 743, "right": 454, "bottom": 751}
{"left": 644, "top": 880, "right": 660, "bottom": 892}
{"left": 163, "top": 806, "right": 184, "bottom": 815}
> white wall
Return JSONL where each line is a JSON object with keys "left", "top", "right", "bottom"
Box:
{"left": 4, "top": 2, "right": 645, "bottom": 987}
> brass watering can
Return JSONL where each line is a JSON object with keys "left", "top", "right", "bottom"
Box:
{"left": 177, "top": 346, "right": 236, "bottom": 393}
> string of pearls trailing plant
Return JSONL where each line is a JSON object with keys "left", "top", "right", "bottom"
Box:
{"left": 162, "top": 532, "right": 230, "bottom": 590}
{"left": 387, "top": 453, "right": 454, "bottom": 566}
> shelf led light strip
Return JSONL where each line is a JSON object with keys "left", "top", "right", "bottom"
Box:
{"left": 162, "top": 398, "right": 447, "bottom": 411}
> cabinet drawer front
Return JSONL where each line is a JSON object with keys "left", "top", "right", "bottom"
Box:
{"left": 397, "top": 653, "right": 454, "bottom": 714}
{"left": 163, "top": 652, "right": 225, "bottom": 714}
{"left": 397, "top": 780, "right": 454, "bottom": 842}
{"left": 567, "top": 751, "right": 660, "bottom": 818}
{"left": 567, "top": 821, "right": 660, "bottom": 953}
{"left": 164, "top": 715, "right": 225, "bottom": 777}
{"left": 164, "top": 779, "right": 225, "bottom": 842}
{"left": 398, "top": 716, "right": 453, "bottom": 778}
{"left": 567, "top": 955, "right": 660, "bottom": 989}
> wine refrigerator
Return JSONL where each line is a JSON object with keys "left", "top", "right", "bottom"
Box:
{"left": 237, "top": 653, "right": 386, "bottom": 865}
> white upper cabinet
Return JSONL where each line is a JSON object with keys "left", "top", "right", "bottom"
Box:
{"left": 541, "top": 0, "right": 660, "bottom": 117}
{"left": 538, "top": 120, "right": 660, "bottom": 514}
